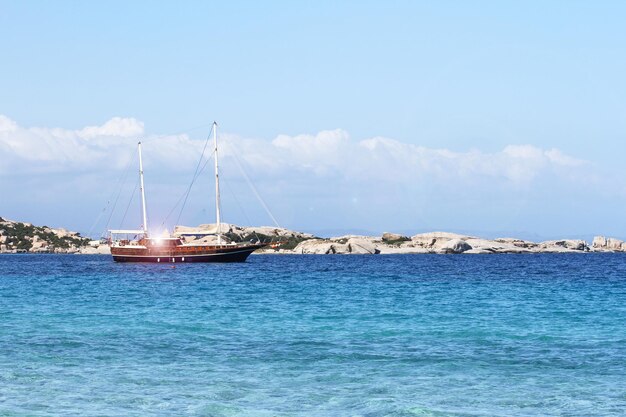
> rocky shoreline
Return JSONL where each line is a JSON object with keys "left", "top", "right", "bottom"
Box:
{"left": 0, "top": 217, "right": 91, "bottom": 254}
{"left": 172, "top": 225, "right": 626, "bottom": 254}
{"left": 2, "top": 217, "right": 626, "bottom": 255}
{"left": 275, "top": 232, "right": 624, "bottom": 255}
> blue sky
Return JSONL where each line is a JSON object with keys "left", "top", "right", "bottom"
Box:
{"left": 1, "top": 1, "right": 625, "bottom": 239}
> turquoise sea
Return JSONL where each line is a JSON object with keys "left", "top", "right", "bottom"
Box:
{"left": 0, "top": 254, "right": 625, "bottom": 416}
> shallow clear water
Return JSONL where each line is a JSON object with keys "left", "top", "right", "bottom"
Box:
{"left": 0, "top": 254, "right": 625, "bottom": 416}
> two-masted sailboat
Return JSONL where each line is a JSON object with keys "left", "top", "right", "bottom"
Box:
{"left": 108, "top": 122, "right": 267, "bottom": 262}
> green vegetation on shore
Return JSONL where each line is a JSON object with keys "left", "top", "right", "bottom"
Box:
{"left": 0, "top": 218, "right": 90, "bottom": 252}
{"left": 382, "top": 236, "right": 411, "bottom": 246}
{"left": 223, "top": 231, "right": 312, "bottom": 250}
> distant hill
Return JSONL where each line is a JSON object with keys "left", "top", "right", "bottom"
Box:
{"left": 0, "top": 217, "right": 90, "bottom": 253}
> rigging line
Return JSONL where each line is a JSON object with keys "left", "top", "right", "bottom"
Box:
{"left": 87, "top": 207, "right": 107, "bottom": 240}
{"left": 222, "top": 171, "right": 252, "bottom": 226}
{"left": 119, "top": 178, "right": 140, "bottom": 230}
{"left": 162, "top": 124, "right": 235, "bottom": 230}
{"left": 101, "top": 151, "right": 137, "bottom": 235}
{"left": 175, "top": 122, "right": 213, "bottom": 217}
{"left": 160, "top": 124, "right": 214, "bottom": 229}
{"left": 99, "top": 151, "right": 136, "bottom": 234}
{"left": 160, "top": 148, "right": 215, "bottom": 229}
{"left": 228, "top": 140, "right": 281, "bottom": 229}
{"left": 174, "top": 150, "right": 215, "bottom": 227}
{"left": 221, "top": 173, "right": 264, "bottom": 243}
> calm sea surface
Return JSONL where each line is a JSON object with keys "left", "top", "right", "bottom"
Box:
{"left": 0, "top": 254, "right": 625, "bottom": 416}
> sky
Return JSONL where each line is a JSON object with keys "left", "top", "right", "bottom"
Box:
{"left": 1, "top": 1, "right": 625, "bottom": 240}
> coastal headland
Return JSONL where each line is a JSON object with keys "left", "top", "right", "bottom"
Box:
{"left": 1, "top": 217, "right": 625, "bottom": 255}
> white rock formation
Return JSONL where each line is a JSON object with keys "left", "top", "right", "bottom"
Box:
{"left": 294, "top": 239, "right": 346, "bottom": 254}
{"left": 537, "top": 240, "right": 589, "bottom": 252}
{"left": 345, "top": 237, "right": 380, "bottom": 254}
{"left": 30, "top": 236, "right": 49, "bottom": 252}
{"left": 382, "top": 232, "right": 409, "bottom": 242}
{"left": 78, "top": 245, "right": 111, "bottom": 254}
{"left": 441, "top": 238, "right": 472, "bottom": 254}
{"left": 592, "top": 236, "right": 626, "bottom": 252}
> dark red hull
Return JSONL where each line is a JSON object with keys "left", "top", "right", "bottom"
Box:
{"left": 111, "top": 243, "right": 266, "bottom": 263}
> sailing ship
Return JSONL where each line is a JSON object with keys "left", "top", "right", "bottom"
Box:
{"left": 109, "top": 122, "right": 267, "bottom": 262}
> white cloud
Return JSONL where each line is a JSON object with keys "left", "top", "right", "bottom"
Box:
{"left": 0, "top": 115, "right": 588, "bottom": 188}
{"left": 4, "top": 115, "right": 618, "bottom": 237}
{"left": 0, "top": 116, "right": 204, "bottom": 174}
{"left": 77, "top": 117, "right": 144, "bottom": 139}
{"left": 0, "top": 115, "right": 18, "bottom": 133}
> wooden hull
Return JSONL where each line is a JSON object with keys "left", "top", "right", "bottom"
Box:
{"left": 110, "top": 243, "right": 266, "bottom": 263}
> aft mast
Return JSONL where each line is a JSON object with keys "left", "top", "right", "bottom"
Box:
{"left": 138, "top": 141, "right": 149, "bottom": 237}
{"left": 213, "top": 122, "right": 222, "bottom": 244}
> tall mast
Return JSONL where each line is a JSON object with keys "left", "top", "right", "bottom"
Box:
{"left": 138, "top": 141, "right": 149, "bottom": 237}
{"left": 213, "top": 122, "right": 222, "bottom": 244}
